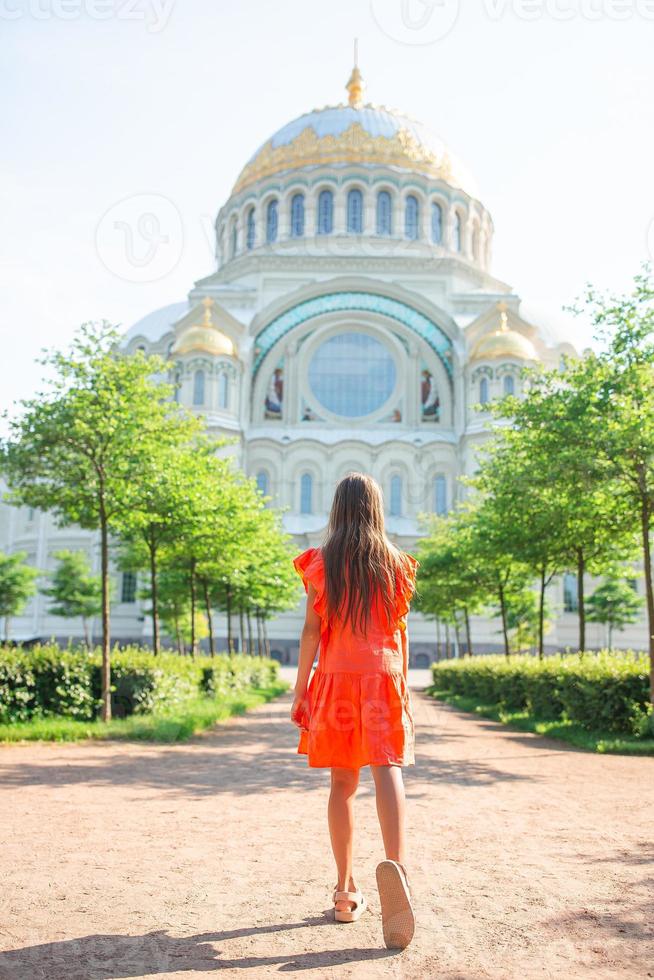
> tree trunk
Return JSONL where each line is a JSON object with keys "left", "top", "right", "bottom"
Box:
{"left": 239, "top": 605, "right": 245, "bottom": 655}
{"left": 538, "top": 566, "right": 546, "bottom": 660}
{"left": 256, "top": 611, "right": 262, "bottom": 656}
{"left": 247, "top": 608, "right": 253, "bottom": 656}
{"left": 453, "top": 616, "right": 461, "bottom": 659}
{"left": 262, "top": 617, "right": 270, "bottom": 658}
{"left": 498, "top": 575, "right": 510, "bottom": 657}
{"left": 576, "top": 547, "right": 586, "bottom": 655}
{"left": 464, "top": 606, "right": 473, "bottom": 658}
{"left": 639, "top": 497, "right": 654, "bottom": 703}
{"left": 175, "top": 618, "right": 183, "bottom": 656}
{"left": 4, "top": 616, "right": 10, "bottom": 642}
{"left": 226, "top": 585, "right": 234, "bottom": 654}
{"left": 189, "top": 558, "right": 197, "bottom": 658}
{"left": 445, "top": 622, "right": 451, "bottom": 659}
{"left": 82, "top": 617, "right": 90, "bottom": 650}
{"left": 608, "top": 621, "right": 613, "bottom": 652}
{"left": 148, "top": 538, "right": 160, "bottom": 656}
{"left": 436, "top": 617, "right": 441, "bottom": 661}
{"left": 203, "top": 579, "right": 215, "bottom": 657}
{"left": 99, "top": 503, "right": 111, "bottom": 722}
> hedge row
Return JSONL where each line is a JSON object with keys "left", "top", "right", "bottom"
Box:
{"left": 431, "top": 651, "right": 652, "bottom": 737}
{"left": 0, "top": 645, "right": 279, "bottom": 723}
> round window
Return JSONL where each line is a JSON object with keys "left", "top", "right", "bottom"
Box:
{"left": 308, "top": 332, "right": 396, "bottom": 418}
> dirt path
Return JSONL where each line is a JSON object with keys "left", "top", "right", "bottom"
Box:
{"left": 0, "top": 688, "right": 652, "bottom": 980}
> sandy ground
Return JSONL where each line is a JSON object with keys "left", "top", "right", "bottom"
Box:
{"left": 0, "top": 677, "right": 652, "bottom": 980}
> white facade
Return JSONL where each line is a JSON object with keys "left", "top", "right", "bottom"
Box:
{"left": 2, "top": 71, "right": 648, "bottom": 659}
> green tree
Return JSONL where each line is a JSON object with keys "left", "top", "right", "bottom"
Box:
{"left": 115, "top": 437, "right": 207, "bottom": 656}
{"left": 41, "top": 550, "right": 102, "bottom": 648}
{"left": 456, "top": 497, "right": 531, "bottom": 657}
{"left": 586, "top": 575, "right": 644, "bottom": 651}
{"left": 503, "top": 587, "right": 551, "bottom": 655}
{"left": 149, "top": 565, "right": 192, "bottom": 655}
{"left": 0, "top": 323, "right": 198, "bottom": 719}
{"left": 488, "top": 367, "right": 636, "bottom": 653}
{"left": 0, "top": 550, "right": 39, "bottom": 641}
{"left": 471, "top": 429, "right": 572, "bottom": 659}
{"left": 416, "top": 512, "right": 495, "bottom": 657}
{"left": 195, "top": 475, "right": 298, "bottom": 657}
{"left": 568, "top": 269, "right": 654, "bottom": 700}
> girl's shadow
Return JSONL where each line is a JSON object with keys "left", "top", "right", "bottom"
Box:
{"left": 0, "top": 916, "right": 398, "bottom": 978}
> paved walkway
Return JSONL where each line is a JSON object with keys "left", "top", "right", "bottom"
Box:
{"left": 0, "top": 685, "right": 652, "bottom": 979}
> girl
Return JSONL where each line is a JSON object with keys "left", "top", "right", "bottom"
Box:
{"left": 290, "top": 473, "right": 418, "bottom": 950}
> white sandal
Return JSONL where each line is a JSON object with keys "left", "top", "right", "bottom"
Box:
{"left": 332, "top": 887, "right": 367, "bottom": 923}
{"left": 376, "top": 860, "right": 415, "bottom": 948}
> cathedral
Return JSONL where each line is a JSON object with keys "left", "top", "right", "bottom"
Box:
{"left": 4, "top": 64, "right": 645, "bottom": 658}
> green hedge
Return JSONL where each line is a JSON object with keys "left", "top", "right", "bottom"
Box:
{"left": 431, "top": 651, "right": 652, "bottom": 737}
{"left": 0, "top": 645, "right": 279, "bottom": 723}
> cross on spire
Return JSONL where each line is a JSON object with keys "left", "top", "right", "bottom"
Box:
{"left": 346, "top": 39, "right": 364, "bottom": 108}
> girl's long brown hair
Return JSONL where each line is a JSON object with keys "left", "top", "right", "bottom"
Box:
{"left": 322, "top": 473, "right": 412, "bottom": 634}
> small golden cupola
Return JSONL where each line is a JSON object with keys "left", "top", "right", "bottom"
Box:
{"left": 172, "top": 297, "right": 235, "bottom": 358}
{"left": 471, "top": 304, "right": 537, "bottom": 362}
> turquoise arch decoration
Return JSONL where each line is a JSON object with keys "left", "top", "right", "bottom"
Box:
{"left": 252, "top": 292, "right": 454, "bottom": 381}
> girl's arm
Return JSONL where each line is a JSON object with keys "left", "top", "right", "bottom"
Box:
{"left": 290, "top": 583, "right": 321, "bottom": 728}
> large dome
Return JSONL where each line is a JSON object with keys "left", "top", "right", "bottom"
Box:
{"left": 232, "top": 75, "right": 476, "bottom": 197}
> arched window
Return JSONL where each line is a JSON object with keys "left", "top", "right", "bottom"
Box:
{"left": 390, "top": 475, "right": 402, "bottom": 517}
{"left": 193, "top": 369, "right": 205, "bottom": 406}
{"left": 479, "top": 376, "right": 489, "bottom": 405}
{"left": 300, "top": 473, "right": 313, "bottom": 514}
{"left": 563, "top": 572, "right": 578, "bottom": 612}
{"left": 230, "top": 221, "right": 238, "bottom": 258}
{"left": 503, "top": 374, "right": 515, "bottom": 396}
{"left": 218, "top": 371, "right": 229, "bottom": 409}
{"left": 266, "top": 199, "right": 278, "bottom": 243}
{"left": 434, "top": 475, "right": 447, "bottom": 515}
{"left": 453, "top": 212, "right": 462, "bottom": 252}
{"left": 405, "top": 195, "right": 419, "bottom": 240}
{"left": 347, "top": 188, "right": 363, "bottom": 233}
{"left": 256, "top": 470, "right": 269, "bottom": 497}
{"left": 121, "top": 571, "right": 137, "bottom": 604}
{"left": 376, "top": 191, "right": 392, "bottom": 235}
{"left": 317, "top": 190, "right": 333, "bottom": 235}
{"left": 290, "top": 193, "right": 305, "bottom": 237}
{"left": 173, "top": 373, "right": 181, "bottom": 403}
{"left": 431, "top": 202, "right": 443, "bottom": 244}
{"left": 246, "top": 207, "right": 255, "bottom": 250}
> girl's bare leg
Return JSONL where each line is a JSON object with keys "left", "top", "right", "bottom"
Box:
{"left": 328, "top": 766, "right": 359, "bottom": 910}
{"left": 371, "top": 764, "right": 406, "bottom": 865}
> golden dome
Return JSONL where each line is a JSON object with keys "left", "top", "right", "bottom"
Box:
{"left": 172, "top": 325, "right": 234, "bottom": 358}
{"left": 231, "top": 67, "right": 475, "bottom": 197}
{"left": 471, "top": 313, "right": 537, "bottom": 362}
{"left": 171, "top": 298, "right": 235, "bottom": 358}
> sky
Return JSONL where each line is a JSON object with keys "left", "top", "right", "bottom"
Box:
{"left": 2, "top": 0, "right": 654, "bottom": 421}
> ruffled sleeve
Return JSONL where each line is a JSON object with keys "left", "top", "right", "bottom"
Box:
{"left": 396, "top": 553, "right": 419, "bottom": 631}
{"left": 293, "top": 547, "right": 328, "bottom": 625}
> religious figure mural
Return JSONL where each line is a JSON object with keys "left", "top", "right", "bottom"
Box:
{"left": 421, "top": 364, "right": 440, "bottom": 421}
{"left": 264, "top": 360, "right": 284, "bottom": 419}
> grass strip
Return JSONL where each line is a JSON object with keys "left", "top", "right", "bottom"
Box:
{"left": 428, "top": 687, "right": 654, "bottom": 756}
{"left": 0, "top": 681, "right": 289, "bottom": 744}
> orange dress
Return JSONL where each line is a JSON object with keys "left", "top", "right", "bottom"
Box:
{"left": 293, "top": 547, "right": 418, "bottom": 769}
